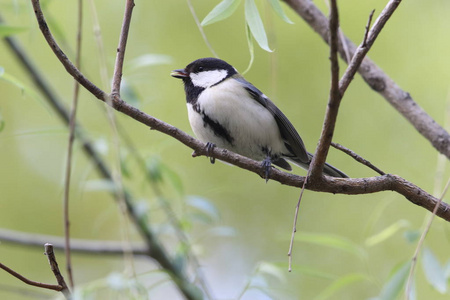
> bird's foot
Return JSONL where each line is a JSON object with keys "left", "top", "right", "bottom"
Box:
{"left": 206, "top": 142, "right": 216, "bottom": 164}
{"left": 261, "top": 157, "right": 272, "bottom": 182}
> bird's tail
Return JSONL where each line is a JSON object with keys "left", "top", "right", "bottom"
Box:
{"left": 288, "top": 153, "right": 348, "bottom": 178}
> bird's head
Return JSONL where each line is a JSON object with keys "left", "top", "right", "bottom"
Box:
{"left": 171, "top": 57, "right": 238, "bottom": 88}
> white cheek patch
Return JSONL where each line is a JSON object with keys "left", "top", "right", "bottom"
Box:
{"left": 190, "top": 70, "right": 228, "bottom": 88}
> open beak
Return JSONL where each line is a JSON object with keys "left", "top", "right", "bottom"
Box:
{"left": 171, "top": 69, "right": 188, "bottom": 79}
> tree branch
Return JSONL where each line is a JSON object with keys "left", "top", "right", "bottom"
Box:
{"left": 0, "top": 262, "right": 63, "bottom": 292}
{"left": 0, "top": 229, "right": 149, "bottom": 255}
{"left": 29, "top": 0, "right": 450, "bottom": 224}
{"left": 282, "top": 0, "right": 450, "bottom": 159}
{"left": 308, "top": 0, "right": 341, "bottom": 179}
{"left": 331, "top": 142, "right": 385, "bottom": 176}
{"left": 111, "top": 0, "right": 135, "bottom": 95}
{"left": 44, "top": 244, "right": 71, "bottom": 299}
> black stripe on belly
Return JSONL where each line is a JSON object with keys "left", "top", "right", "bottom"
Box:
{"left": 193, "top": 104, "right": 234, "bottom": 145}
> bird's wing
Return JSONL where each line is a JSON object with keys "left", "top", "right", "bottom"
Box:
{"left": 234, "top": 77, "right": 310, "bottom": 163}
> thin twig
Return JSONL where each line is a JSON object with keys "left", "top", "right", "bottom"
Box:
{"left": 186, "top": 0, "right": 219, "bottom": 58}
{"left": 404, "top": 177, "right": 450, "bottom": 300}
{"left": 62, "top": 0, "right": 83, "bottom": 289}
{"left": 44, "top": 244, "right": 71, "bottom": 299}
{"left": 362, "top": 10, "right": 375, "bottom": 47}
{"left": 339, "top": 0, "right": 402, "bottom": 95}
{"left": 331, "top": 142, "right": 385, "bottom": 175}
{"left": 288, "top": 177, "right": 308, "bottom": 271}
{"left": 0, "top": 262, "right": 62, "bottom": 292}
{"left": 111, "top": 0, "right": 135, "bottom": 95}
{"left": 88, "top": 0, "right": 110, "bottom": 89}
{"left": 29, "top": 0, "right": 450, "bottom": 224}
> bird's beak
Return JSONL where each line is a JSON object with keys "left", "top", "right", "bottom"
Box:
{"left": 171, "top": 69, "right": 188, "bottom": 79}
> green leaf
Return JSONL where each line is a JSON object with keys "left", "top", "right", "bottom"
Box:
{"left": 160, "top": 163, "right": 184, "bottom": 195}
{"left": 422, "top": 247, "right": 447, "bottom": 293}
{"left": 0, "top": 24, "right": 28, "bottom": 37}
{"left": 296, "top": 232, "right": 365, "bottom": 258}
{"left": 267, "top": 0, "right": 293, "bottom": 24}
{"left": 0, "top": 66, "right": 49, "bottom": 110}
{"left": 365, "top": 220, "right": 410, "bottom": 247}
{"left": 315, "top": 273, "right": 370, "bottom": 300}
{"left": 403, "top": 230, "right": 420, "bottom": 243}
{"left": 444, "top": 260, "right": 450, "bottom": 279}
{"left": 84, "top": 179, "right": 117, "bottom": 192}
{"left": 187, "top": 196, "right": 219, "bottom": 221}
{"left": 378, "top": 262, "right": 411, "bottom": 300}
{"left": 206, "top": 226, "right": 237, "bottom": 237}
{"left": 201, "top": 0, "right": 242, "bottom": 26}
{"left": 258, "top": 261, "right": 286, "bottom": 283}
{"left": 126, "top": 54, "right": 173, "bottom": 72}
{"left": 120, "top": 78, "right": 141, "bottom": 109}
{"left": 242, "top": 23, "right": 255, "bottom": 75}
{"left": 245, "top": 0, "right": 272, "bottom": 52}
{"left": 146, "top": 156, "right": 163, "bottom": 182}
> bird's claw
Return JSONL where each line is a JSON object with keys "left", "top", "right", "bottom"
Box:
{"left": 261, "top": 157, "right": 272, "bottom": 182}
{"left": 206, "top": 142, "right": 216, "bottom": 164}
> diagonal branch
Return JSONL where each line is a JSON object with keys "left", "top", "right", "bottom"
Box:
{"left": 282, "top": 0, "right": 450, "bottom": 159}
{"left": 0, "top": 262, "right": 63, "bottom": 292}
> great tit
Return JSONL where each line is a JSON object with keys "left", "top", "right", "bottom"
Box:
{"left": 171, "top": 57, "right": 347, "bottom": 179}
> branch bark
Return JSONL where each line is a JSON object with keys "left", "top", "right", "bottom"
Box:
{"left": 308, "top": 0, "right": 341, "bottom": 179}
{"left": 44, "top": 244, "right": 71, "bottom": 299}
{"left": 282, "top": 0, "right": 450, "bottom": 159}
{"left": 0, "top": 263, "right": 63, "bottom": 292}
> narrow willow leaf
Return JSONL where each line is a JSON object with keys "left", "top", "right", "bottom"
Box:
{"left": 365, "top": 219, "right": 410, "bottom": 247}
{"left": 315, "top": 273, "right": 369, "bottom": 300}
{"left": 296, "top": 232, "right": 365, "bottom": 258}
{"left": 0, "top": 66, "right": 50, "bottom": 111}
{"left": 378, "top": 262, "right": 411, "bottom": 300}
{"left": 258, "top": 262, "right": 286, "bottom": 283}
{"left": 422, "top": 247, "right": 447, "bottom": 293}
{"left": 201, "top": 0, "right": 242, "bottom": 26}
{"left": 126, "top": 54, "right": 173, "bottom": 72}
{"left": 267, "top": 0, "right": 293, "bottom": 24}
{"left": 242, "top": 23, "right": 255, "bottom": 75}
{"left": 245, "top": 0, "right": 272, "bottom": 52}
{"left": 187, "top": 196, "right": 220, "bottom": 221}
{"left": 0, "top": 25, "right": 28, "bottom": 37}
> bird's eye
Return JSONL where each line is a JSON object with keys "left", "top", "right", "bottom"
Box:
{"left": 197, "top": 66, "right": 204, "bottom": 72}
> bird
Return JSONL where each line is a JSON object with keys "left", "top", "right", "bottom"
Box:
{"left": 171, "top": 57, "right": 347, "bottom": 179}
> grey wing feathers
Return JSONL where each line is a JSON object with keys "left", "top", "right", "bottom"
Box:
{"left": 234, "top": 77, "right": 348, "bottom": 178}
{"left": 235, "top": 77, "right": 309, "bottom": 163}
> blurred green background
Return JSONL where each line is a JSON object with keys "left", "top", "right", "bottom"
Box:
{"left": 1, "top": 0, "right": 450, "bottom": 299}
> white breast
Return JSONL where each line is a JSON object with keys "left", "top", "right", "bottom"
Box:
{"left": 187, "top": 79, "right": 287, "bottom": 160}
